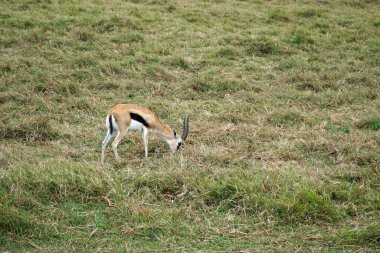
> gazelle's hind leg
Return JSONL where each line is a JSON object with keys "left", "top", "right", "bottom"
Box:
{"left": 101, "top": 115, "right": 116, "bottom": 165}
{"left": 112, "top": 129, "right": 128, "bottom": 161}
{"left": 101, "top": 131, "right": 113, "bottom": 164}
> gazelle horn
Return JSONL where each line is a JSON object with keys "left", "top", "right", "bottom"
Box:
{"left": 181, "top": 116, "right": 189, "bottom": 141}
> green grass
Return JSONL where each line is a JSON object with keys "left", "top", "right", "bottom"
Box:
{"left": 1, "top": 0, "right": 379, "bottom": 251}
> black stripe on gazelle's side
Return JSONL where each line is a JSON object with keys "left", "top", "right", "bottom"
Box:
{"left": 109, "top": 115, "right": 113, "bottom": 134}
{"left": 130, "top": 112, "right": 149, "bottom": 127}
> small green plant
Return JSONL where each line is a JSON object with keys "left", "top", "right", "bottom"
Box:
{"left": 326, "top": 124, "right": 350, "bottom": 134}
{"left": 357, "top": 117, "right": 380, "bottom": 131}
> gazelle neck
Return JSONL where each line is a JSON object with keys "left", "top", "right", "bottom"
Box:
{"left": 152, "top": 122, "right": 174, "bottom": 141}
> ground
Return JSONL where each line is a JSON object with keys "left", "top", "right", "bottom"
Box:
{"left": 0, "top": 0, "right": 379, "bottom": 251}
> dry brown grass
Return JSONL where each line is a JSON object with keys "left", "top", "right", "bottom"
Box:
{"left": 1, "top": 0, "right": 379, "bottom": 251}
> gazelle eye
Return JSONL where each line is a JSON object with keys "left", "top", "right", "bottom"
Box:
{"left": 177, "top": 142, "right": 182, "bottom": 150}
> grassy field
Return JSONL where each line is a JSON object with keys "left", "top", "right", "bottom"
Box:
{"left": 1, "top": 0, "right": 379, "bottom": 251}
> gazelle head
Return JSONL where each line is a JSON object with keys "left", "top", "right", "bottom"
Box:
{"left": 166, "top": 116, "right": 189, "bottom": 154}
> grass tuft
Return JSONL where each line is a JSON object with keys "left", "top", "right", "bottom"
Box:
{"left": 94, "top": 17, "right": 123, "bottom": 33}
{"left": 334, "top": 224, "right": 380, "bottom": 247}
{"left": 245, "top": 37, "right": 279, "bottom": 56}
{"left": 267, "top": 10, "right": 291, "bottom": 23}
{"left": 288, "top": 30, "right": 314, "bottom": 45}
{"left": 268, "top": 111, "right": 304, "bottom": 127}
{"left": 166, "top": 57, "right": 189, "bottom": 70}
{"left": 214, "top": 47, "right": 240, "bottom": 60}
{"left": 0, "top": 204, "right": 34, "bottom": 235}
{"left": 296, "top": 9, "right": 320, "bottom": 18}
{"left": 111, "top": 32, "right": 144, "bottom": 44}
{"left": 1, "top": 117, "right": 59, "bottom": 142}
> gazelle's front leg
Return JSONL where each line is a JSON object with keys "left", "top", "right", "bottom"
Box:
{"left": 112, "top": 129, "right": 127, "bottom": 161}
{"left": 142, "top": 127, "right": 149, "bottom": 158}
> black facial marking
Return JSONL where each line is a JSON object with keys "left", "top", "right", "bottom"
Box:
{"left": 176, "top": 142, "right": 182, "bottom": 150}
{"left": 130, "top": 112, "right": 149, "bottom": 127}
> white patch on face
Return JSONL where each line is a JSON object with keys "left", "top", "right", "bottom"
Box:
{"left": 129, "top": 119, "right": 144, "bottom": 131}
{"left": 165, "top": 139, "right": 174, "bottom": 154}
{"left": 166, "top": 137, "right": 182, "bottom": 154}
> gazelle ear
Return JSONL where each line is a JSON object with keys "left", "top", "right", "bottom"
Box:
{"left": 173, "top": 129, "right": 177, "bottom": 137}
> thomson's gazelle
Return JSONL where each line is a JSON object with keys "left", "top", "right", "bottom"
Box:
{"left": 101, "top": 104, "right": 189, "bottom": 164}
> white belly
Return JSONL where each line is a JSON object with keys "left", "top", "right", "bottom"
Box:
{"left": 128, "top": 119, "right": 144, "bottom": 131}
